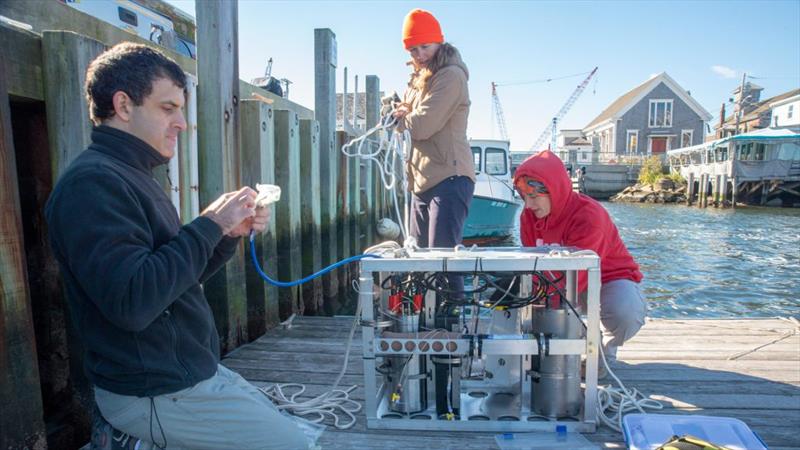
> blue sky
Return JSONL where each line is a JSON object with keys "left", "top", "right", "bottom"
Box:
{"left": 165, "top": 0, "right": 800, "bottom": 151}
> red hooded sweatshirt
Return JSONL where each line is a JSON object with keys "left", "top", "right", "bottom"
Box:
{"left": 515, "top": 151, "right": 643, "bottom": 293}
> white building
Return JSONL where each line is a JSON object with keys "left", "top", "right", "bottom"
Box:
{"left": 770, "top": 94, "right": 800, "bottom": 128}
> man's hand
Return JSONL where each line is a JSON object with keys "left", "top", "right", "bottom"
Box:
{"left": 227, "top": 204, "right": 270, "bottom": 238}
{"left": 201, "top": 186, "right": 256, "bottom": 236}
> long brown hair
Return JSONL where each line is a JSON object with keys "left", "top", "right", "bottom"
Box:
{"left": 408, "top": 42, "right": 461, "bottom": 92}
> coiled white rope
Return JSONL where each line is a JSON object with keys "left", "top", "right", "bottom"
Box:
{"left": 259, "top": 302, "right": 364, "bottom": 430}
{"left": 340, "top": 110, "right": 412, "bottom": 242}
{"left": 596, "top": 345, "right": 663, "bottom": 432}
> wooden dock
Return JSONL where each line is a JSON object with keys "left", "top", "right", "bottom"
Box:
{"left": 222, "top": 316, "right": 800, "bottom": 450}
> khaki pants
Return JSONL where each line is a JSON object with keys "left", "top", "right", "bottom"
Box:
{"left": 95, "top": 365, "right": 307, "bottom": 450}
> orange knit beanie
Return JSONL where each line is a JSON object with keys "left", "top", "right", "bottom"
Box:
{"left": 402, "top": 9, "right": 444, "bottom": 50}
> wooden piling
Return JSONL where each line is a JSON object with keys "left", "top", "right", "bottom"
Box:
{"left": 686, "top": 172, "right": 694, "bottom": 206}
{"left": 196, "top": 0, "right": 248, "bottom": 352}
{"left": 0, "top": 44, "right": 47, "bottom": 450}
{"left": 350, "top": 137, "right": 361, "bottom": 256}
{"left": 365, "top": 75, "right": 380, "bottom": 245}
{"left": 732, "top": 177, "right": 738, "bottom": 208}
{"left": 42, "top": 31, "right": 105, "bottom": 176}
{"left": 314, "top": 29, "right": 339, "bottom": 309}
{"left": 336, "top": 130, "right": 352, "bottom": 304}
{"left": 274, "top": 110, "right": 303, "bottom": 318}
{"left": 40, "top": 30, "right": 106, "bottom": 443}
{"left": 240, "top": 99, "right": 279, "bottom": 336}
{"left": 299, "top": 119, "right": 324, "bottom": 315}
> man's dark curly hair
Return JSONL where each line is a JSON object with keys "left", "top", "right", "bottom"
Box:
{"left": 85, "top": 42, "right": 187, "bottom": 125}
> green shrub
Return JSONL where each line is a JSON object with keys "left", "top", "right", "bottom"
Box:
{"left": 667, "top": 171, "right": 685, "bottom": 185}
{"left": 638, "top": 156, "right": 666, "bottom": 185}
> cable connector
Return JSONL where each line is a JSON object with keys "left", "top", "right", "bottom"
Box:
{"left": 255, "top": 183, "right": 281, "bottom": 207}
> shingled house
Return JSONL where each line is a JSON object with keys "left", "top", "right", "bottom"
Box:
{"left": 582, "top": 72, "right": 712, "bottom": 158}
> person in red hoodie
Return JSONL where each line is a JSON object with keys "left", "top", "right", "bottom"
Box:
{"left": 514, "top": 150, "right": 646, "bottom": 365}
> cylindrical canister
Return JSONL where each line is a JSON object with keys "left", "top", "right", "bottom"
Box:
{"left": 386, "top": 313, "right": 427, "bottom": 414}
{"left": 432, "top": 356, "right": 461, "bottom": 419}
{"left": 530, "top": 306, "right": 582, "bottom": 418}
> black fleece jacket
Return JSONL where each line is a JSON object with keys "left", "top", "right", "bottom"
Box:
{"left": 45, "top": 126, "right": 238, "bottom": 397}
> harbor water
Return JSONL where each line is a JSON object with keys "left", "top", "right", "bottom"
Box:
{"left": 505, "top": 202, "right": 800, "bottom": 318}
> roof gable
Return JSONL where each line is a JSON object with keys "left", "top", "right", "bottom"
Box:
{"left": 584, "top": 72, "right": 712, "bottom": 132}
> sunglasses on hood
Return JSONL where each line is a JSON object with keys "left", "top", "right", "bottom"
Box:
{"left": 515, "top": 177, "right": 550, "bottom": 198}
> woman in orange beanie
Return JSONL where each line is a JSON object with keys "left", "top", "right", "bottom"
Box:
{"left": 394, "top": 9, "right": 475, "bottom": 257}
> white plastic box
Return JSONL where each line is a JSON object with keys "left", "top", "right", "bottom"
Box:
{"left": 623, "top": 413, "right": 768, "bottom": 450}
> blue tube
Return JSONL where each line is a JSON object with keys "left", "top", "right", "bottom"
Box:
{"left": 249, "top": 232, "right": 381, "bottom": 288}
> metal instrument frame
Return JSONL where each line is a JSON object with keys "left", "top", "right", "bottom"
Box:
{"left": 358, "top": 246, "right": 602, "bottom": 432}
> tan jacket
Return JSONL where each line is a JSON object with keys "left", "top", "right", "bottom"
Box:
{"left": 400, "top": 51, "right": 476, "bottom": 194}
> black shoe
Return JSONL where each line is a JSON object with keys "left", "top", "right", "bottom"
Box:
{"left": 90, "top": 404, "right": 143, "bottom": 450}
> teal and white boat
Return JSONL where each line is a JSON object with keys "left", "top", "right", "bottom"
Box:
{"left": 463, "top": 139, "right": 522, "bottom": 245}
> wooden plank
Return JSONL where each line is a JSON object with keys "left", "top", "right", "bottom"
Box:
{"left": 240, "top": 99, "right": 279, "bottom": 336}
{"left": 40, "top": 30, "right": 106, "bottom": 446}
{"left": 364, "top": 75, "right": 380, "bottom": 247}
{"left": 240, "top": 81, "right": 313, "bottom": 120}
{"left": 0, "top": 43, "right": 47, "bottom": 450}
{"left": 177, "top": 74, "right": 199, "bottom": 222}
{"left": 222, "top": 317, "right": 800, "bottom": 448}
{"left": 273, "top": 110, "right": 302, "bottom": 319}
{"left": 335, "top": 131, "right": 352, "bottom": 306}
{"left": 299, "top": 119, "right": 324, "bottom": 315}
{"left": 348, "top": 132, "right": 361, "bottom": 255}
{"left": 196, "top": 0, "right": 248, "bottom": 352}
{"left": 0, "top": 22, "right": 43, "bottom": 101}
{"left": 41, "top": 31, "right": 104, "bottom": 179}
{"left": 314, "top": 28, "right": 339, "bottom": 306}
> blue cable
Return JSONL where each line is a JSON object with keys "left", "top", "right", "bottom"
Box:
{"left": 249, "top": 232, "right": 382, "bottom": 288}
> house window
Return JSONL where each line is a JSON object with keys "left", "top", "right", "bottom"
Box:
{"left": 626, "top": 130, "right": 638, "bottom": 154}
{"left": 485, "top": 148, "right": 507, "bottom": 175}
{"left": 681, "top": 130, "right": 693, "bottom": 148}
{"left": 789, "top": 105, "right": 794, "bottom": 119}
{"left": 649, "top": 99, "right": 673, "bottom": 128}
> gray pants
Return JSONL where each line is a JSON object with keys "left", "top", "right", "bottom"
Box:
{"left": 94, "top": 365, "right": 307, "bottom": 450}
{"left": 581, "top": 279, "right": 647, "bottom": 362}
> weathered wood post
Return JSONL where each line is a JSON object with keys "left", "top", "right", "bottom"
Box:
{"left": 314, "top": 28, "right": 339, "bottom": 311}
{"left": 196, "top": 0, "right": 249, "bottom": 351}
{"left": 731, "top": 177, "right": 738, "bottom": 208}
{"left": 0, "top": 45, "right": 47, "bottom": 450}
{"left": 42, "top": 31, "right": 104, "bottom": 176}
{"left": 720, "top": 174, "right": 729, "bottom": 207}
{"left": 240, "top": 99, "right": 279, "bottom": 335}
{"left": 697, "top": 174, "right": 704, "bottom": 208}
{"left": 274, "top": 110, "right": 303, "bottom": 318}
{"left": 350, "top": 132, "right": 361, "bottom": 256}
{"left": 178, "top": 74, "right": 200, "bottom": 222}
{"left": 40, "top": 30, "right": 107, "bottom": 438}
{"left": 336, "top": 130, "right": 352, "bottom": 303}
{"left": 686, "top": 172, "right": 695, "bottom": 206}
{"left": 299, "top": 119, "right": 324, "bottom": 314}
{"left": 365, "top": 75, "right": 380, "bottom": 246}
{"left": 712, "top": 174, "right": 719, "bottom": 207}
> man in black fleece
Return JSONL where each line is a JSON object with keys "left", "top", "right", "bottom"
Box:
{"left": 45, "top": 43, "right": 306, "bottom": 449}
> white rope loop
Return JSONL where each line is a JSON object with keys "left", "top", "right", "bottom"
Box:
{"left": 596, "top": 345, "right": 663, "bottom": 432}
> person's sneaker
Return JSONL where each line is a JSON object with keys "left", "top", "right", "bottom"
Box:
{"left": 90, "top": 404, "right": 143, "bottom": 450}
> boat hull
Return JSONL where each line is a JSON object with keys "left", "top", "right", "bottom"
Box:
{"left": 462, "top": 195, "right": 521, "bottom": 245}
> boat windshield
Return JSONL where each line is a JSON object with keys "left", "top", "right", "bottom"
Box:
{"left": 471, "top": 147, "right": 482, "bottom": 173}
{"left": 485, "top": 147, "right": 507, "bottom": 175}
